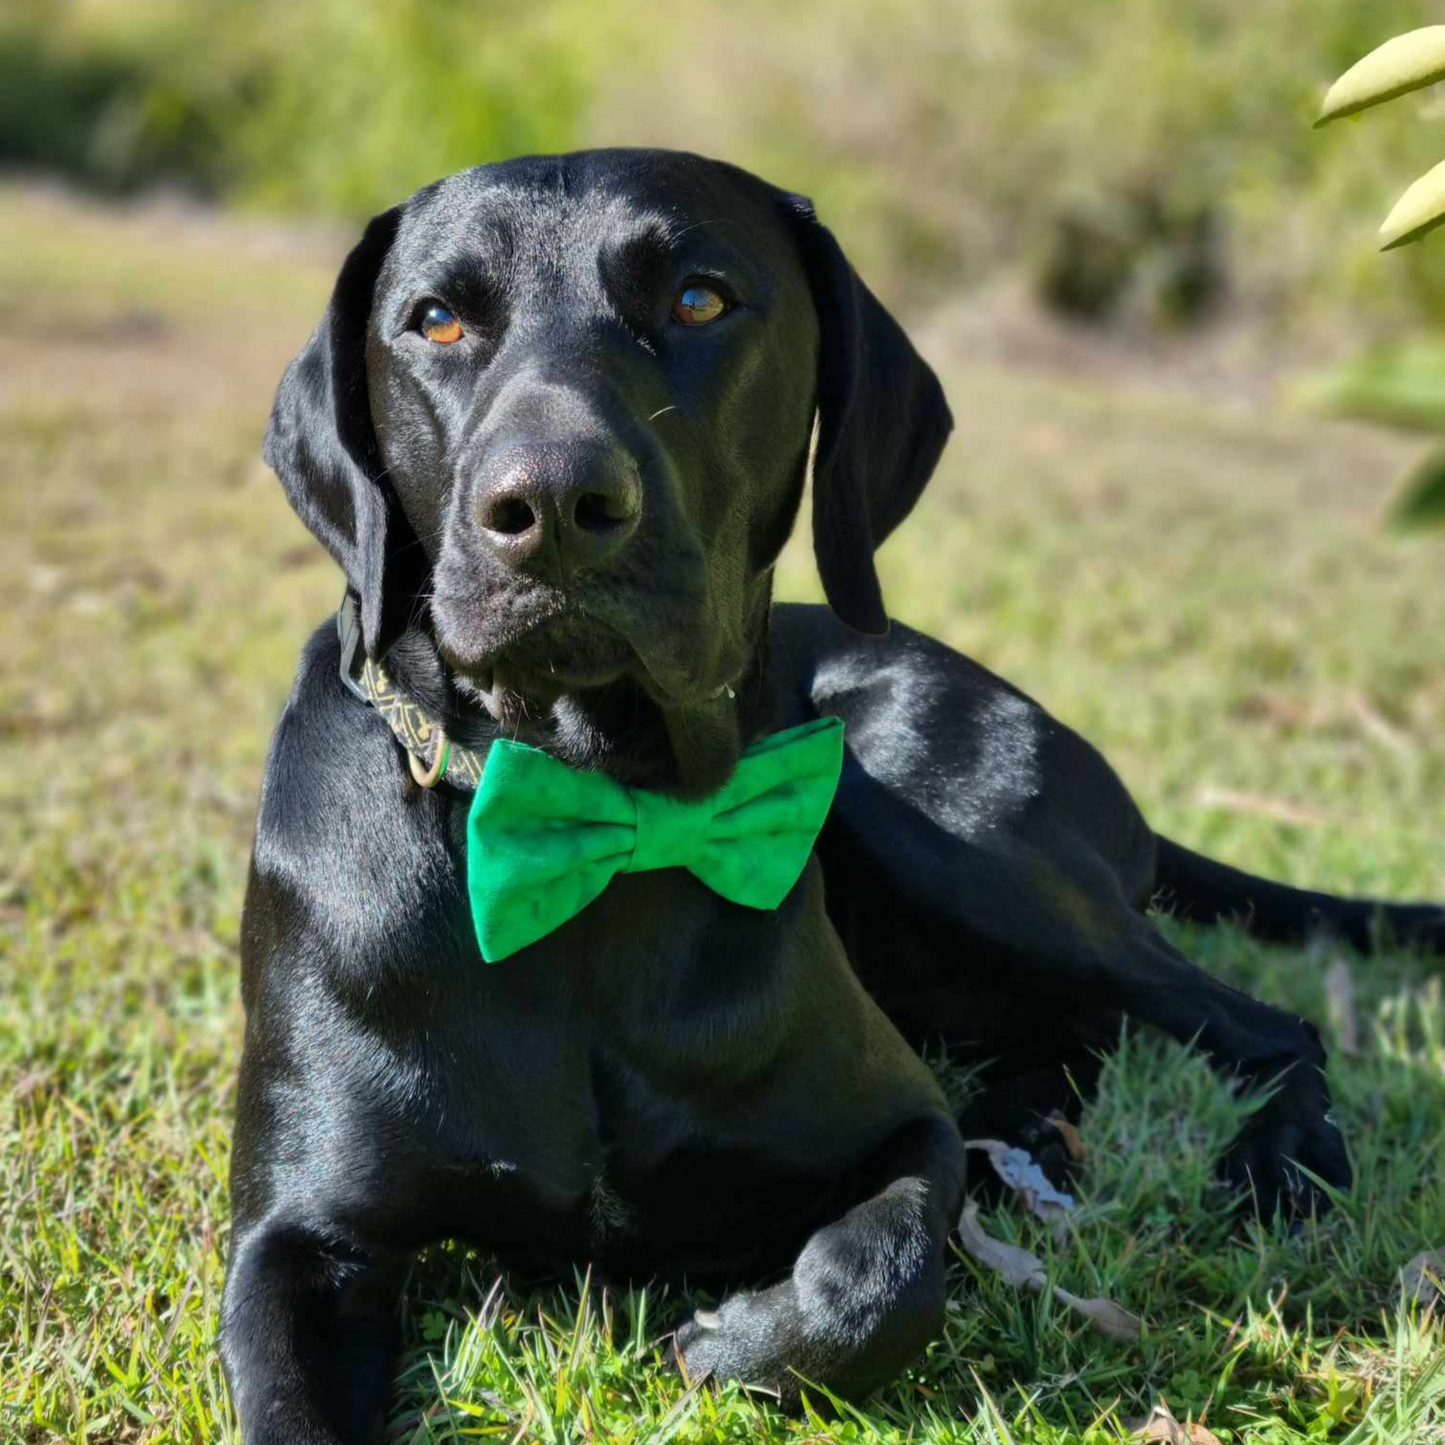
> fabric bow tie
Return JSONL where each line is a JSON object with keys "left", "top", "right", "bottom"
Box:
{"left": 465, "top": 717, "right": 845, "bottom": 961}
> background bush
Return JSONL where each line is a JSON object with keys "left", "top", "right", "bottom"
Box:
{"left": 9, "top": 0, "right": 1445, "bottom": 332}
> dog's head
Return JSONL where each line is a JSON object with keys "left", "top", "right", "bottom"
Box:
{"left": 266, "top": 149, "right": 951, "bottom": 793}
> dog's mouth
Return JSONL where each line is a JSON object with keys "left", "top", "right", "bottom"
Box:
{"left": 442, "top": 605, "right": 736, "bottom": 725}
{"left": 431, "top": 582, "right": 761, "bottom": 796}
{"left": 456, "top": 625, "right": 635, "bottom": 722}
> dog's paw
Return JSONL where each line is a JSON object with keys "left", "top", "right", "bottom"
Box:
{"left": 673, "top": 1223, "right": 943, "bottom": 1407}
{"left": 1217, "top": 1097, "right": 1352, "bottom": 1222}
{"left": 673, "top": 1283, "right": 803, "bottom": 1403}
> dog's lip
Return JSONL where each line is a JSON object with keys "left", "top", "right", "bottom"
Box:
{"left": 454, "top": 630, "right": 636, "bottom": 720}
{"left": 462, "top": 650, "right": 732, "bottom": 722}
{"left": 437, "top": 596, "right": 736, "bottom": 713}
{"left": 631, "top": 650, "right": 738, "bottom": 706}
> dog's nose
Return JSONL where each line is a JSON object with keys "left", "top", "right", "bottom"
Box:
{"left": 476, "top": 443, "right": 643, "bottom": 579}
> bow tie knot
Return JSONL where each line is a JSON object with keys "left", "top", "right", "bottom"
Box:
{"left": 628, "top": 787, "right": 717, "bottom": 873}
{"left": 465, "top": 716, "right": 844, "bottom": 961}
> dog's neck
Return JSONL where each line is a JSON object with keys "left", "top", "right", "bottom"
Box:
{"left": 355, "top": 596, "right": 780, "bottom": 800}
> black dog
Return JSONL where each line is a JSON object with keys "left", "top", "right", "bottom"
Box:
{"left": 222, "top": 149, "right": 1443, "bottom": 1441}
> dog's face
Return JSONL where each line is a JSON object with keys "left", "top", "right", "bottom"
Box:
{"left": 266, "top": 149, "right": 951, "bottom": 792}
{"left": 370, "top": 154, "right": 818, "bottom": 736}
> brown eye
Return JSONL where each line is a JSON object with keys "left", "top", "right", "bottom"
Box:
{"left": 671, "top": 284, "right": 728, "bottom": 326}
{"left": 421, "top": 305, "right": 464, "bottom": 344}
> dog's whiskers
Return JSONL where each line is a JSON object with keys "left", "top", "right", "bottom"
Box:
{"left": 666, "top": 216, "right": 730, "bottom": 241}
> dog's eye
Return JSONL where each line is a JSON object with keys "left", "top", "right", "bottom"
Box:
{"left": 671, "top": 284, "right": 728, "bottom": 326}
{"left": 420, "top": 305, "right": 464, "bottom": 344}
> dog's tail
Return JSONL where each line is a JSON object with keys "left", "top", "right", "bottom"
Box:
{"left": 1153, "top": 836, "right": 1444, "bottom": 956}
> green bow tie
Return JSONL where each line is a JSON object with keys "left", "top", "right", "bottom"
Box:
{"left": 465, "top": 717, "right": 844, "bottom": 961}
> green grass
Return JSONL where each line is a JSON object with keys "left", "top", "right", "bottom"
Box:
{"left": 2, "top": 183, "right": 1443, "bottom": 1443}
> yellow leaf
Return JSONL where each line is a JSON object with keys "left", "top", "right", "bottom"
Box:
{"left": 1380, "top": 158, "right": 1445, "bottom": 250}
{"left": 1049, "top": 1114, "right": 1087, "bottom": 1164}
{"left": 1053, "top": 1287, "right": 1143, "bottom": 1342}
{"left": 1317, "top": 27, "right": 1445, "bottom": 126}
{"left": 957, "top": 1200, "right": 1046, "bottom": 1289}
{"left": 1129, "top": 1402, "right": 1222, "bottom": 1444}
{"left": 956, "top": 1202, "right": 1146, "bottom": 1342}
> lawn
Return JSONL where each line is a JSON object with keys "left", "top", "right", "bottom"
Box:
{"left": 1, "top": 183, "right": 1442, "bottom": 1444}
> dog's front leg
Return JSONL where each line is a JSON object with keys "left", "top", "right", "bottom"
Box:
{"left": 220, "top": 1216, "right": 406, "bottom": 1445}
{"left": 674, "top": 1113, "right": 965, "bottom": 1406}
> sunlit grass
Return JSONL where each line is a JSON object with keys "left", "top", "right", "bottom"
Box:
{"left": 2, "top": 186, "right": 1442, "bottom": 1443}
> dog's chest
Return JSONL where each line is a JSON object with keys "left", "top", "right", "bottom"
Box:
{"left": 378, "top": 866, "right": 938, "bottom": 1275}
{"left": 410, "top": 997, "right": 843, "bottom": 1276}
{"left": 406, "top": 877, "right": 849, "bottom": 1251}
{"left": 570, "top": 1033, "right": 854, "bottom": 1277}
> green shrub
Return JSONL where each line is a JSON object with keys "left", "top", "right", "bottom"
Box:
{"left": 0, "top": 0, "right": 605, "bottom": 210}
{"left": 8, "top": 0, "right": 1445, "bottom": 335}
{"left": 1312, "top": 23, "right": 1445, "bottom": 531}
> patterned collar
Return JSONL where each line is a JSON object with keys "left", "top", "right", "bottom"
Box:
{"left": 336, "top": 594, "right": 484, "bottom": 791}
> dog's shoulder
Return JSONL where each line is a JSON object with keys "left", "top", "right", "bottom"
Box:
{"left": 769, "top": 601, "right": 1035, "bottom": 720}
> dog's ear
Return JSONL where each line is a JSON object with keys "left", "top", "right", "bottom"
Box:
{"left": 783, "top": 195, "right": 953, "bottom": 635}
{"left": 264, "top": 206, "right": 426, "bottom": 659}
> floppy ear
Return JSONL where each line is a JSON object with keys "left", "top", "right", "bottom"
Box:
{"left": 263, "top": 206, "right": 426, "bottom": 660}
{"left": 784, "top": 196, "right": 953, "bottom": 635}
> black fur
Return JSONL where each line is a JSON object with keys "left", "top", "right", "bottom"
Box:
{"left": 223, "top": 149, "right": 1443, "bottom": 1442}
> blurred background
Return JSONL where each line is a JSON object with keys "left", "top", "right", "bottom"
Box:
{"left": 11, "top": 0, "right": 1445, "bottom": 329}
{"left": 3, "top": 2, "right": 1444, "bottom": 1437}
{"left": 7, "top": 0, "right": 1442, "bottom": 896}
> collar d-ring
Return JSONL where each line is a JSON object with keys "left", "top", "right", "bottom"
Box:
{"left": 334, "top": 593, "right": 485, "bottom": 791}
{"left": 408, "top": 731, "right": 451, "bottom": 789}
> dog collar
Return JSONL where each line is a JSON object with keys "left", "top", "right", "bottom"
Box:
{"left": 336, "top": 594, "right": 484, "bottom": 790}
